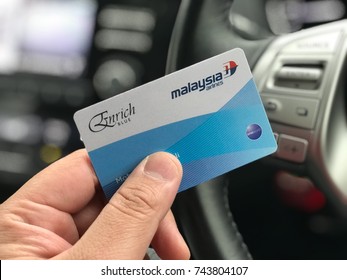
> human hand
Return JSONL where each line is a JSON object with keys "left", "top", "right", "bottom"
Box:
{"left": 0, "top": 149, "right": 190, "bottom": 260}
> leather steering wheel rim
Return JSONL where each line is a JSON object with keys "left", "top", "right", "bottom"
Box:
{"left": 166, "top": 0, "right": 276, "bottom": 259}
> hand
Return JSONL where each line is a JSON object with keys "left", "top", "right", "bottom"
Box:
{"left": 0, "top": 149, "right": 190, "bottom": 259}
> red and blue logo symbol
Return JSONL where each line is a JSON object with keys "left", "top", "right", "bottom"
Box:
{"left": 224, "top": 61, "right": 238, "bottom": 78}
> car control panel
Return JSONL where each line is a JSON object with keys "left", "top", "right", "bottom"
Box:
{"left": 254, "top": 20, "right": 347, "bottom": 204}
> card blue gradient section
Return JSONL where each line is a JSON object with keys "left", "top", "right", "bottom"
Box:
{"left": 89, "top": 113, "right": 213, "bottom": 198}
{"left": 89, "top": 79, "right": 277, "bottom": 199}
{"left": 178, "top": 147, "right": 275, "bottom": 192}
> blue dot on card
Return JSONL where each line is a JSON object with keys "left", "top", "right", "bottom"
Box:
{"left": 246, "top": 124, "right": 262, "bottom": 140}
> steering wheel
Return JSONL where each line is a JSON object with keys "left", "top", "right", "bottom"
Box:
{"left": 167, "top": 0, "right": 347, "bottom": 259}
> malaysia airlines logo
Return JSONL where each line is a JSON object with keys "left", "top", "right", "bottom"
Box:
{"left": 171, "top": 60, "right": 238, "bottom": 99}
{"left": 224, "top": 61, "right": 238, "bottom": 78}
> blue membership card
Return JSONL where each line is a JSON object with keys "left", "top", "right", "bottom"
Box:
{"left": 74, "top": 48, "right": 277, "bottom": 199}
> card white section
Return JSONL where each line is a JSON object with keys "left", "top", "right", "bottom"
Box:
{"left": 74, "top": 48, "right": 252, "bottom": 151}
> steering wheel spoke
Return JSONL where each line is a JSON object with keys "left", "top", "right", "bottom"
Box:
{"left": 254, "top": 20, "right": 347, "bottom": 215}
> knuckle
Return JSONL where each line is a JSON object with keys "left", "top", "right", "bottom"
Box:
{"left": 109, "top": 182, "right": 160, "bottom": 220}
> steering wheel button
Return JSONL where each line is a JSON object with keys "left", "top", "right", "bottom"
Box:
{"left": 274, "top": 133, "right": 279, "bottom": 142}
{"left": 282, "top": 31, "right": 342, "bottom": 54}
{"left": 276, "top": 67, "right": 322, "bottom": 82}
{"left": 264, "top": 101, "right": 278, "bottom": 111}
{"left": 296, "top": 107, "right": 309, "bottom": 116}
{"left": 261, "top": 93, "right": 319, "bottom": 129}
{"left": 277, "top": 134, "right": 308, "bottom": 163}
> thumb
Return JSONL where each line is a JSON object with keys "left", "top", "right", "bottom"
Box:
{"left": 59, "top": 152, "right": 183, "bottom": 259}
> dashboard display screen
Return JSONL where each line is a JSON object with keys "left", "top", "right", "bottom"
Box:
{"left": 0, "top": 0, "right": 97, "bottom": 78}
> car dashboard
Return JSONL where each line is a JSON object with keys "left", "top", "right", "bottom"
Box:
{"left": 0, "top": 0, "right": 181, "bottom": 202}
